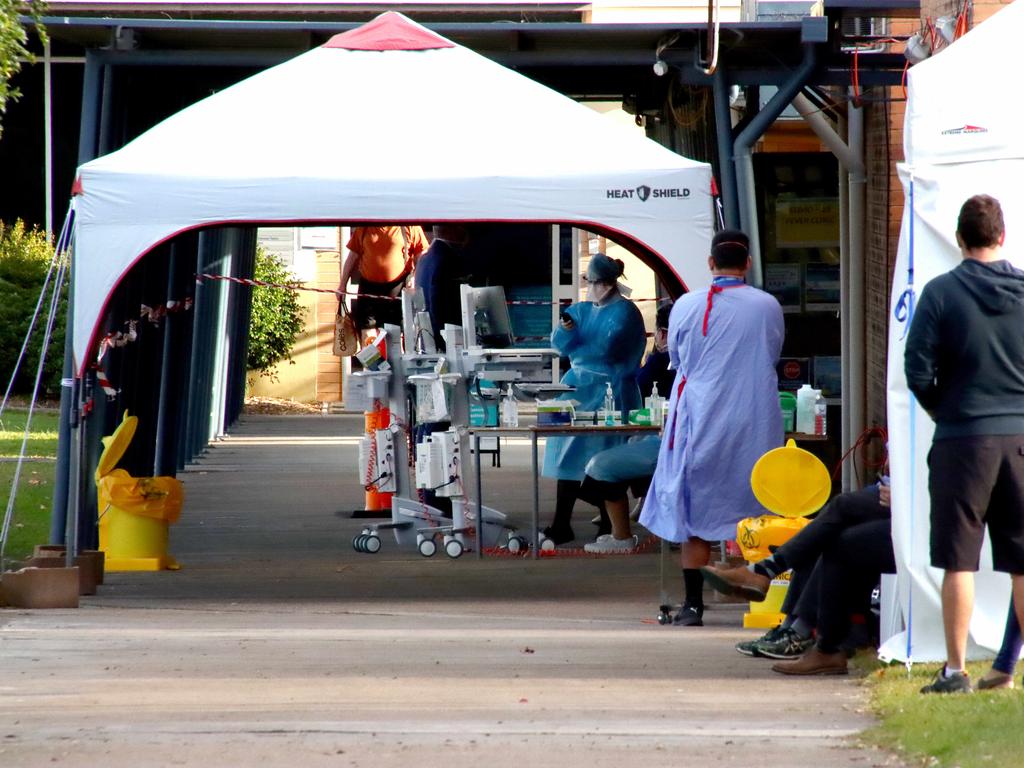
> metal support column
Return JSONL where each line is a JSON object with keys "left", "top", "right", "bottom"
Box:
{"left": 733, "top": 43, "right": 818, "bottom": 287}
{"left": 712, "top": 66, "right": 739, "bottom": 228}
{"left": 51, "top": 51, "right": 103, "bottom": 544}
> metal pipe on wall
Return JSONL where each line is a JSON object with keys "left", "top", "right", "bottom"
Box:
{"left": 733, "top": 43, "right": 818, "bottom": 287}
{"left": 847, "top": 96, "right": 866, "bottom": 480}
{"left": 791, "top": 91, "right": 866, "bottom": 488}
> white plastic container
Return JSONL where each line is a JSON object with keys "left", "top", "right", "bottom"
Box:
{"left": 795, "top": 384, "right": 817, "bottom": 434}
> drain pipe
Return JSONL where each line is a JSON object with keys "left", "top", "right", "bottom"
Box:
{"left": 733, "top": 43, "right": 819, "bottom": 286}
{"left": 792, "top": 90, "right": 866, "bottom": 489}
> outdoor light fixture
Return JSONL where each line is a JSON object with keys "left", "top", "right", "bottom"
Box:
{"left": 653, "top": 32, "right": 679, "bottom": 77}
{"left": 935, "top": 16, "right": 957, "bottom": 45}
{"left": 904, "top": 33, "right": 931, "bottom": 64}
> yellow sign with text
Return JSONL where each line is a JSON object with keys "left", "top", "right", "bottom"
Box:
{"left": 776, "top": 198, "right": 839, "bottom": 248}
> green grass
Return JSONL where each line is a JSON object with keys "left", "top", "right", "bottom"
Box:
{"left": 0, "top": 407, "right": 60, "bottom": 458}
{"left": 860, "top": 657, "right": 1024, "bottom": 768}
{"left": 1, "top": 407, "right": 59, "bottom": 563}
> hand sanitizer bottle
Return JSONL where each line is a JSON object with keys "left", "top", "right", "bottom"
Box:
{"left": 813, "top": 392, "right": 827, "bottom": 437}
{"left": 501, "top": 384, "right": 519, "bottom": 428}
{"left": 646, "top": 382, "right": 663, "bottom": 427}
{"left": 603, "top": 383, "right": 616, "bottom": 426}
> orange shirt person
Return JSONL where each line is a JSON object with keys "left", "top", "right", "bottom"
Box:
{"left": 338, "top": 225, "right": 428, "bottom": 333}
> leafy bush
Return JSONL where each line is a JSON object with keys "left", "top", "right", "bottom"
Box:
{"left": 0, "top": 219, "right": 65, "bottom": 397}
{"left": 247, "top": 247, "right": 304, "bottom": 376}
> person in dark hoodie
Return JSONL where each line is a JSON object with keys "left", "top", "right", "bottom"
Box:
{"left": 905, "top": 193, "right": 1024, "bottom": 694}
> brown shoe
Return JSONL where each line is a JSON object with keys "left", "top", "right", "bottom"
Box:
{"left": 700, "top": 563, "right": 770, "bottom": 602}
{"left": 771, "top": 647, "right": 848, "bottom": 676}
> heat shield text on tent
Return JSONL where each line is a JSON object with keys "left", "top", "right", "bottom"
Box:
{"left": 606, "top": 187, "right": 691, "bottom": 200}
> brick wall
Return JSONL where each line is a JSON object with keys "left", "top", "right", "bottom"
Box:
{"left": 921, "top": 0, "right": 1011, "bottom": 25}
{"left": 315, "top": 250, "right": 343, "bottom": 402}
{"left": 864, "top": 88, "right": 904, "bottom": 433}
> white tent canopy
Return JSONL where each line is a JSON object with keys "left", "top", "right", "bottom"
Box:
{"left": 71, "top": 12, "right": 712, "bottom": 372}
{"left": 884, "top": 1, "right": 1024, "bottom": 662}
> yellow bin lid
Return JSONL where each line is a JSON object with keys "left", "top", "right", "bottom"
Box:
{"left": 750, "top": 438, "right": 831, "bottom": 518}
{"left": 95, "top": 411, "right": 138, "bottom": 483}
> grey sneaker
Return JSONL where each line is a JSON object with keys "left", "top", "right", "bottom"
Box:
{"left": 736, "top": 625, "right": 786, "bottom": 657}
{"left": 920, "top": 667, "right": 973, "bottom": 694}
{"left": 753, "top": 628, "right": 815, "bottom": 660}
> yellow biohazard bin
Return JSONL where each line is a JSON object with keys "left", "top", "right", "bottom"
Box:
{"left": 737, "top": 439, "right": 831, "bottom": 629}
{"left": 95, "top": 411, "right": 183, "bottom": 572}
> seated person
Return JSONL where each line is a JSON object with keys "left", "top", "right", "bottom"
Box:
{"left": 704, "top": 479, "right": 895, "bottom": 673}
{"left": 977, "top": 598, "right": 1023, "bottom": 690}
{"left": 770, "top": 509, "right": 895, "bottom": 675}
{"left": 578, "top": 302, "right": 675, "bottom": 554}
{"left": 735, "top": 560, "right": 819, "bottom": 659}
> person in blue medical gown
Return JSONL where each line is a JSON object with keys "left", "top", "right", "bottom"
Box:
{"left": 640, "top": 230, "right": 784, "bottom": 626}
{"left": 541, "top": 253, "right": 646, "bottom": 544}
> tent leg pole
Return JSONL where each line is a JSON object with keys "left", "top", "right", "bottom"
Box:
{"left": 64, "top": 378, "right": 81, "bottom": 567}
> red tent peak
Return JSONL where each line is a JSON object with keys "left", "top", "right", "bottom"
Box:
{"left": 324, "top": 12, "right": 455, "bottom": 51}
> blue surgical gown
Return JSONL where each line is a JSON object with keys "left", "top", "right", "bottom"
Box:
{"left": 640, "top": 282, "right": 784, "bottom": 542}
{"left": 541, "top": 295, "right": 646, "bottom": 481}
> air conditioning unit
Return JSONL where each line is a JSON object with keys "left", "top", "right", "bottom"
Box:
{"left": 841, "top": 16, "right": 889, "bottom": 38}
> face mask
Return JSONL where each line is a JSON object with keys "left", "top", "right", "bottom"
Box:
{"left": 588, "top": 281, "right": 614, "bottom": 305}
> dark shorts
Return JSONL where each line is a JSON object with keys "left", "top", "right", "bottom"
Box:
{"left": 928, "top": 435, "right": 1024, "bottom": 573}
{"left": 351, "top": 274, "right": 407, "bottom": 331}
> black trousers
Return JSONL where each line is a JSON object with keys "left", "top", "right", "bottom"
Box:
{"left": 776, "top": 486, "right": 890, "bottom": 571}
{"left": 815, "top": 518, "right": 896, "bottom": 653}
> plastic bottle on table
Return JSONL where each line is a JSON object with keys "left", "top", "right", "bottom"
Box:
{"left": 795, "top": 384, "right": 816, "bottom": 434}
{"left": 602, "top": 382, "right": 616, "bottom": 426}
{"left": 813, "top": 392, "right": 827, "bottom": 437}
{"left": 646, "top": 382, "right": 664, "bottom": 427}
{"left": 501, "top": 384, "right": 519, "bottom": 428}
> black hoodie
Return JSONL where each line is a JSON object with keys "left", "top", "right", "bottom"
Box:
{"left": 905, "top": 258, "right": 1024, "bottom": 439}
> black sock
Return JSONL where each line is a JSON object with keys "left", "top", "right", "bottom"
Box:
{"left": 682, "top": 569, "right": 704, "bottom": 610}
{"left": 550, "top": 480, "right": 580, "bottom": 532}
{"left": 753, "top": 553, "right": 788, "bottom": 579}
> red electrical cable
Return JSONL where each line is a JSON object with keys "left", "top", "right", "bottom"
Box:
{"left": 851, "top": 47, "right": 862, "bottom": 108}
{"left": 831, "top": 426, "right": 889, "bottom": 483}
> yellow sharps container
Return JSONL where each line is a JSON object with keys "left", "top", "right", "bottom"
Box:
{"left": 95, "top": 411, "right": 184, "bottom": 571}
{"left": 737, "top": 438, "right": 831, "bottom": 629}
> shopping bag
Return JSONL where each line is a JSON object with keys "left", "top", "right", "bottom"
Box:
{"left": 333, "top": 304, "right": 359, "bottom": 357}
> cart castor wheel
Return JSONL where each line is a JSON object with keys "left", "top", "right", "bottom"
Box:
{"left": 417, "top": 534, "right": 437, "bottom": 558}
{"left": 657, "top": 604, "right": 673, "bottom": 625}
{"left": 507, "top": 535, "right": 527, "bottom": 554}
{"left": 540, "top": 537, "right": 556, "bottom": 552}
{"left": 353, "top": 530, "right": 380, "bottom": 554}
{"left": 444, "top": 536, "right": 464, "bottom": 559}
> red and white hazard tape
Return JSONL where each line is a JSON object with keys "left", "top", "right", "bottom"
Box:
{"left": 195, "top": 273, "right": 663, "bottom": 304}
{"left": 95, "top": 368, "right": 118, "bottom": 399}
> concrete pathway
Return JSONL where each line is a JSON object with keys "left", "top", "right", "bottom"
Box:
{"left": 0, "top": 415, "right": 901, "bottom": 767}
